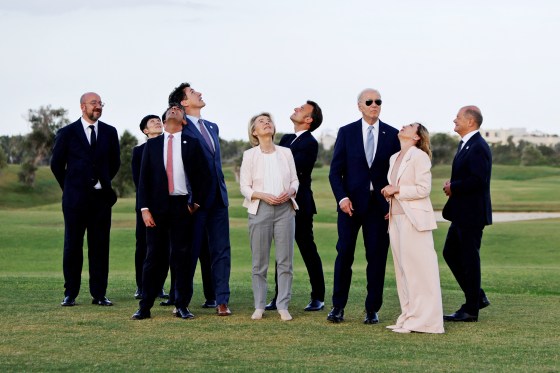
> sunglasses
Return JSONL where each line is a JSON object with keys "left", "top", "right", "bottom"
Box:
{"left": 365, "top": 99, "right": 382, "bottom": 106}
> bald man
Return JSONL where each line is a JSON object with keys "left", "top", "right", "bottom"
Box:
{"left": 442, "top": 105, "right": 492, "bottom": 322}
{"left": 51, "top": 92, "right": 120, "bottom": 307}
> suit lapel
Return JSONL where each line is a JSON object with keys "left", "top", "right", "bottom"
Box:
{"left": 396, "top": 147, "right": 414, "bottom": 182}
{"left": 72, "top": 121, "right": 90, "bottom": 149}
{"left": 185, "top": 118, "right": 215, "bottom": 157}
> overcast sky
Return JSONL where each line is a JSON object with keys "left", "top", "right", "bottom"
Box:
{"left": 1, "top": 0, "right": 558, "bottom": 142}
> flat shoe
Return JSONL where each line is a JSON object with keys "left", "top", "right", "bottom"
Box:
{"left": 392, "top": 328, "right": 411, "bottom": 334}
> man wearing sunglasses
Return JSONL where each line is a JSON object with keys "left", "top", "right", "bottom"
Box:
{"left": 328, "top": 88, "right": 400, "bottom": 324}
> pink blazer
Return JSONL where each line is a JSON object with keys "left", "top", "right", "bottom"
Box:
{"left": 387, "top": 146, "right": 437, "bottom": 232}
{"left": 240, "top": 145, "right": 299, "bottom": 215}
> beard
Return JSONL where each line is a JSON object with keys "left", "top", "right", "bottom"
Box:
{"left": 86, "top": 109, "right": 102, "bottom": 122}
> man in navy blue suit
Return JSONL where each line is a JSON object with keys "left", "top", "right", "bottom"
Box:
{"left": 169, "top": 83, "right": 232, "bottom": 316}
{"left": 131, "top": 104, "right": 208, "bottom": 320}
{"left": 51, "top": 92, "right": 120, "bottom": 307}
{"left": 327, "top": 88, "right": 400, "bottom": 324}
{"left": 131, "top": 115, "right": 168, "bottom": 301}
{"left": 266, "top": 100, "right": 326, "bottom": 312}
{"left": 442, "top": 105, "right": 492, "bottom": 322}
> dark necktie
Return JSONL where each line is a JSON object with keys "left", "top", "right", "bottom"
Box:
{"left": 456, "top": 140, "right": 464, "bottom": 154}
{"left": 198, "top": 119, "right": 215, "bottom": 154}
{"left": 166, "top": 134, "right": 174, "bottom": 194}
{"left": 89, "top": 125, "right": 97, "bottom": 150}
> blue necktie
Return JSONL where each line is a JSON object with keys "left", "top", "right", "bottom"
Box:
{"left": 366, "top": 126, "right": 375, "bottom": 167}
{"left": 198, "top": 119, "right": 215, "bottom": 154}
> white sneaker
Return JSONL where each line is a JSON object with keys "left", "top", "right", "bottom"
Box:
{"left": 251, "top": 309, "right": 265, "bottom": 320}
{"left": 278, "top": 309, "right": 292, "bottom": 321}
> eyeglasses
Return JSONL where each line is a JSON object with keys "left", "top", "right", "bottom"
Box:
{"left": 85, "top": 101, "right": 105, "bottom": 107}
{"left": 365, "top": 99, "right": 382, "bottom": 106}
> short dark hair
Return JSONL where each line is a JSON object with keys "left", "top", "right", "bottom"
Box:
{"left": 307, "top": 100, "right": 323, "bottom": 132}
{"left": 168, "top": 82, "right": 191, "bottom": 106}
{"left": 163, "top": 103, "right": 185, "bottom": 124}
{"left": 139, "top": 114, "right": 159, "bottom": 134}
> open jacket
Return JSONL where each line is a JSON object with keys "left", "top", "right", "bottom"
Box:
{"left": 240, "top": 145, "right": 299, "bottom": 215}
{"left": 387, "top": 146, "right": 437, "bottom": 232}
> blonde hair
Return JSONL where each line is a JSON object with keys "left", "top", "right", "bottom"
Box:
{"left": 414, "top": 122, "right": 432, "bottom": 160}
{"left": 248, "top": 112, "right": 275, "bottom": 146}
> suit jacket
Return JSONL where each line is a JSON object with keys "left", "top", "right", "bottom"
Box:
{"left": 442, "top": 131, "right": 492, "bottom": 227}
{"left": 131, "top": 142, "right": 146, "bottom": 212}
{"left": 329, "top": 119, "right": 400, "bottom": 216}
{"left": 137, "top": 133, "right": 208, "bottom": 215}
{"left": 182, "top": 118, "right": 228, "bottom": 209}
{"left": 387, "top": 146, "right": 437, "bottom": 232}
{"left": 279, "top": 131, "right": 317, "bottom": 214}
{"left": 50, "top": 119, "right": 120, "bottom": 209}
{"left": 240, "top": 146, "right": 299, "bottom": 215}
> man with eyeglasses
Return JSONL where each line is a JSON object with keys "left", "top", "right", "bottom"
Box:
{"left": 51, "top": 92, "right": 121, "bottom": 307}
{"left": 327, "top": 88, "right": 400, "bottom": 324}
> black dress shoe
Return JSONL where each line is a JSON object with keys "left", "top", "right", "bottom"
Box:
{"left": 134, "top": 288, "right": 142, "bottom": 300}
{"left": 61, "top": 296, "right": 76, "bottom": 307}
{"left": 92, "top": 297, "right": 113, "bottom": 306}
{"left": 364, "top": 311, "right": 379, "bottom": 324}
{"left": 131, "top": 309, "right": 151, "bottom": 320}
{"left": 444, "top": 310, "right": 478, "bottom": 322}
{"left": 160, "top": 299, "right": 175, "bottom": 306}
{"left": 327, "top": 307, "right": 344, "bottom": 323}
{"left": 201, "top": 300, "right": 217, "bottom": 308}
{"left": 265, "top": 299, "right": 277, "bottom": 311}
{"left": 158, "top": 289, "right": 169, "bottom": 299}
{"left": 479, "top": 296, "right": 491, "bottom": 309}
{"left": 176, "top": 307, "right": 194, "bottom": 319}
{"left": 304, "top": 299, "right": 325, "bottom": 311}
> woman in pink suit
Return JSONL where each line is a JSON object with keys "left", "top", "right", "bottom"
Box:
{"left": 381, "top": 123, "right": 444, "bottom": 334}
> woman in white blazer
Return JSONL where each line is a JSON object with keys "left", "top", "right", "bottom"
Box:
{"left": 381, "top": 123, "right": 444, "bottom": 334}
{"left": 240, "top": 112, "right": 299, "bottom": 321}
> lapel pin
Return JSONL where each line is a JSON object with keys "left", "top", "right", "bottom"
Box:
{"left": 183, "top": 141, "right": 187, "bottom": 144}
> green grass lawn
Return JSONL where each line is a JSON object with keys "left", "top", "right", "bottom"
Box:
{"left": 0, "top": 165, "right": 559, "bottom": 371}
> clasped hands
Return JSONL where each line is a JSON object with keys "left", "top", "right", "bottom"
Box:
{"left": 257, "top": 188, "right": 296, "bottom": 206}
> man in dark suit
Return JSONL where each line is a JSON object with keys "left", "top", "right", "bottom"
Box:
{"left": 327, "top": 88, "right": 400, "bottom": 324}
{"left": 131, "top": 115, "right": 168, "bottom": 300}
{"left": 442, "top": 105, "right": 492, "bottom": 322}
{"left": 265, "top": 100, "right": 326, "bottom": 312}
{"left": 131, "top": 104, "right": 208, "bottom": 320}
{"left": 169, "top": 83, "right": 232, "bottom": 316}
{"left": 51, "top": 91, "right": 120, "bottom": 307}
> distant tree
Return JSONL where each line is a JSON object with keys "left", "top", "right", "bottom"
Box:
{"left": 18, "top": 106, "right": 69, "bottom": 187}
{"left": 219, "top": 138, "right": 251, "bottom": 164}
{"left": 112, "top": 130, "right": 138, "bottom": 198}
{"left": 0, "top": 135, "right": 26, "bottom": 164}
{"left": 0, "top": 146, "right": 7, "bottom": 172}
{"left": 430, "top": 133, "right": 457, "bottom": 165}
{"left": 317, "top": 143, "right": 334, "bottom": 166}
{"left": 490, "top": 136, "right": 520, "bottom": 165}
{"left": 521, "top": 144, "right": 545, "bottom": 166}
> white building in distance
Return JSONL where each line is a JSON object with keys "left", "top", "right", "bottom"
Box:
{"left": 481, "top": 128, "right": 560, "bottom": 146}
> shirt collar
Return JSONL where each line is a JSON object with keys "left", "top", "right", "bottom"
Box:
{"left": 461, "top": 129, "right": 479, "bottom": 144}
{"left": 81, "top": 117, "right": 98, "bottom": 129}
